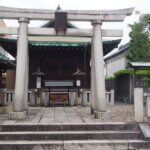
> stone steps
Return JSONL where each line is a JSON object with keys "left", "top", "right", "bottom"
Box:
{"left": 0, "top": 140, "right": 149, "bottom": 150}
{"left": 0, "top": 122, "right": 139, "bottom": 131}
{"left": 0, "top": 130, "right": 142, "bottom": 140}
{"left": 0, "top": 123, "right": 149, "bottom": 149}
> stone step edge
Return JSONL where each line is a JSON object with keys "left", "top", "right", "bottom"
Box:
{"left": 0, "top": 140, "right": 149, "bottom": 145}
{"left": 1, "top": 122, "right": 138, "bottom": 125}
{"left": 0, "top": 131, "right": 141, "bottom": 135}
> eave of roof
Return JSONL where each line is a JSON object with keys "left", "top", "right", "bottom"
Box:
{"left": 0, "top": 36, "right": 120, "bottom": 46}
{"left": 130, "top": 62, "right": 150, "bottom": 68}
{"left": 0, "top": 53, "right": 15, "bottom": 69}
{"left": 0, "top": 36, "right": 121, "bottom": 58}
{"left": 104, "top": 43, "right": 129, "bottom": 61}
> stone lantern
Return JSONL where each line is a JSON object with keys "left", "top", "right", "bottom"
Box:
{"left": 32, "top": 67, "right": 45, "bottom": 105}
{"left": 72, "top": 67, "right": 86, "bottom": 105}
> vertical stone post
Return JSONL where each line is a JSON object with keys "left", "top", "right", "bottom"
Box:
{"left": 43, "top": 92, "right": 49, "bottom": 107}
{"left": 90, "top": 38, "right": 96, "bottom": 114}
{"left": 110, "top": 90, "right": 114, "bottom": 106}
{"left": 92, "top": 20, "right": 110, "bottom": 119}
{"left": 69, "top": 91, "right": 76, "bottom": 106}
{"left": 134, "top": 88, "right": 144, "bottom": 122}
{"left": 9, "top": 17, "right": 29, "bottom": 120}
{"left": 106, "top": 92, "right": 109, "bottom": 105}
{"left": 30, "top": 90, "right": 36, "bottom": 106}
{"left": 146, "top": 95, "right": 150, "bottom": 117}
{"left": 24, "top": 47, "right": 29, "bottom": 109}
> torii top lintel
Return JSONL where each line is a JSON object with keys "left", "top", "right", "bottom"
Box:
{"left": 0, "top": 6, "right": 134, "bottom": 22}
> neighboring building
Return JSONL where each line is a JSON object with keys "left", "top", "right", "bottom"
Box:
{"left": 104, "top": 10, "right": 140, "bottom": 79}
{"left": 104, "top": 43, "right": 134, "bottom": 103}
{"left": 104, "top": 43, "right": 128, "bottom": 79}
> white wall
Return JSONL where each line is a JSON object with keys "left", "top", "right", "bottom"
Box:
{"left": 105, "top": 51, "right": 128, "bottom": 78}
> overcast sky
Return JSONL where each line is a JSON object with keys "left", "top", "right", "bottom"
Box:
{"left": 0, "top": 0, "right": 149, "bottom": 29}
{"left": 0, "top": 0, "right": 149, "bottom": 11}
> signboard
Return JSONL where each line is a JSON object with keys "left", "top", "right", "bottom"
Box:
{"left": 36, "top": 77, "right": 41, "bottom": 88}
{"left": 76, "top": 80, "right": 81, "bottom": 87}
{"left": 44, "top": 80, "right": 74, "bottom": 87}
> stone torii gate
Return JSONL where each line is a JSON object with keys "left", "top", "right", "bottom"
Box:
{"left": 0, "top": 6, "right": 134, "bottom": 119}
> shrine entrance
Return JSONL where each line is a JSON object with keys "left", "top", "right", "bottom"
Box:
{"left": 0, "top": 6, "right": 134, "bottom": 119}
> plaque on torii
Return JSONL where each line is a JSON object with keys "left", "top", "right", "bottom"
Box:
{"left": 54, "top": 11, "right": 67, "bottom": 34}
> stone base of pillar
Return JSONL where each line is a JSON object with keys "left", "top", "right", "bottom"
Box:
{"left": 91, "top": 107, "right": 94, "bottom": 114}
{"left": 9, "top": 111, "right": 27, "bottom": 120}
{"left": 94, "top": 111, "right": 111, "bottom": 120}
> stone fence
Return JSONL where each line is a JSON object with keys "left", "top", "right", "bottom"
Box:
{"left": 4, "top": 89, "right": 91, "bottom": 107}
{"left": 106, "top": 90, "right": 114, "bottom": 106}
{"left": 3, "top": 89, "right": 114, "bottom": 107}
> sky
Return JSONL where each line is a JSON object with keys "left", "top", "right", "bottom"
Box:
{"left": 0, "top": 0, "right": 149, "bottom": 11}
{"left": 0, "top": 0, "right": 149, "bottom": 28}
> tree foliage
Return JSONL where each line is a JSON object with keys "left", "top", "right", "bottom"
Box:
{"left": 125, "top": 14, "right": 150, "bottom": 86}
{"left": 126, "top": 14, "right": 150, "bottom": 62}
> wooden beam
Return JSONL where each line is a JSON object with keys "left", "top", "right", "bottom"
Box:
{"left": 0, "top": 27, "right": 123, "bottom": 37}
{"left": 0, "top": 6, "right": 134, "bottom": 21}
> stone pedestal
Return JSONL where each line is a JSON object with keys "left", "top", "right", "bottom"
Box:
{"left": 43, "top": 92, "right": 49, "bottom": 107}
{"left": 94, "top": 110, "right": 111, "bottom": 120}
{"left": 9, "top": 111, "right": 27, "bottom": 120}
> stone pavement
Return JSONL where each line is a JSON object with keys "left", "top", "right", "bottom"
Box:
{"left": 0, "top": 104, "right": 135, "bottom": 124}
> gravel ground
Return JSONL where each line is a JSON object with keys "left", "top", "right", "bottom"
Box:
{"left": 107, "top": 103, "right": 135, "bottom": 122}
{"left": 74, "top": 104, "right": 136, "bottom": 122}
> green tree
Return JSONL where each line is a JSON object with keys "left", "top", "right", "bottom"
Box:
{"left": 126, "top": 14, "right": 150, "bottom": 86}
{"left": 126, "top": 14, "right": 150, "bottom": 62}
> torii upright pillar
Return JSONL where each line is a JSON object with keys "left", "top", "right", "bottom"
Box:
{"left": 90, "top": 38, "right": 96, "bottom": 114}
{"left": 9, "top": 17, "right": 29, "bottom": 119}
{"left": 92, "top": 20, "right": 110, "bottom": 119}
